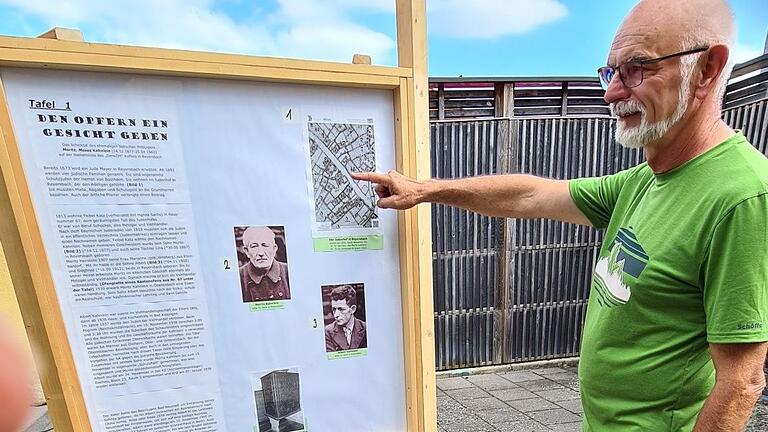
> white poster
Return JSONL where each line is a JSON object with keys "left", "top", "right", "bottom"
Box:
{"left": 2, "top": 68, "right": 407, "bottom": 432}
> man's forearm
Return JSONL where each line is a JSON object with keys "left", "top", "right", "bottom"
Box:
{"left": 417, "top": 174, "right": 554, "bottom": 219}
{"left": 693, "top": 380, "right": 763, "bottom": 431}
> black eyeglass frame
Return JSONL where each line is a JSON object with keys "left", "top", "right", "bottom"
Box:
{"left": 597, "top": 46, "right": 710, "bottom": 90}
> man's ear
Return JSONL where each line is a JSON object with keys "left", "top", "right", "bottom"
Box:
{"left": 694, "top": 44, "right": 729, "bottom": 100}
{"left": 350, "top": 304, "right": 357, "bottom": 313}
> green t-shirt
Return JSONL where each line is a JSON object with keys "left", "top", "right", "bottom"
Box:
{"left": 569, "top": 132, "right": 768, "bottom": 432}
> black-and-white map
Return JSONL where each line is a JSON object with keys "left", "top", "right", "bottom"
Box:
{"left": 308, "top": 120, "right": 378, "bottom": 230}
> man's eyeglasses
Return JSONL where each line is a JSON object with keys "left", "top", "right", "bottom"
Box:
{"left": 597, "top": 46, "right": 709, "bottom": 90}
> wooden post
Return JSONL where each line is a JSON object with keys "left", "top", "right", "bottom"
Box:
{"left": 352, "top": 54, "right": 372, "bottom": 65}
{"left": 37, "top": 28, "right": 83, "bottom": 42}
{"left": 494, "top": 83, "right": 503, "bottom": 117}
{"left": 0, "top": 81, "right": 88, "bottom": 432}
{"left": 494, "top": 83, "right": 514, "bottom": 118}
{"left": 561, "top": 82, "right": 569, "bottom": 116}
{"left": 493, "top": 82, "right": 515, "bottom": 364}
{"left": 437, "top": 83, "right": 445, "bottom": 120}
{"left": 395, "top": 0, "right": 436, "bottom": 431}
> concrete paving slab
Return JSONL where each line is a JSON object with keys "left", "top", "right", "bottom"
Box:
{"left": 468, "top": 373, "right": 521, "bottom": 390}
{"left": 555, "top": 398, "right": 584, "bottom": 414}
{"left": 438, "top": 376, "right": 475, "bottom": 390}
{"left": 528, "top": 367, "right": 568, "bottom": 376}
{"left": 458, "top": 396, "right": 510, "bottom": 411}
{"left": 746, "top": 402, "right": 768, "bottom": 432}
{"left": 445, "top": 386, "right": 491, "bottom": 400}
{"left": 534, "top": 388, "right": 580, "bottom": 402}
{"left": 488, "top": 387, "right": 537, "bottom": 402}
{"left": 22, "top": 407, "right": 51, "bottom": 432}
{"left": 548, "top": 421, "right": 583, "bottom": 432}
{"left": 516, "top": 379, "right": 567, "bottom": 392}
{"left": 527, "top": 408, "right": 582, "bottom": 426}
{"left": 493, "top": 419, "right": 552, "bottom": 432}
{"left": 501, "top": 370, "right": 542, "bottom": 383}
{"left": 505, "top": 397, "right": 560, "bottom": 413}
{"left": 478, "top": 408, "right": 528, "bottom": 425}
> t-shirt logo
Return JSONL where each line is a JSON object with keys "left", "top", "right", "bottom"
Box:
{"left": 592, "top": 227, "right": 649, "bottom": 307}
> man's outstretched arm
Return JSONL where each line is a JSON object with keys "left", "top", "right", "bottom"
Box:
{"left": 352, "top": 171, "right": 592, "bottom": 226}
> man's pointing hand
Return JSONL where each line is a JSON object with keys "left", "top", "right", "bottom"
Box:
{"left": 352, "top": 170, "right": 426, "bottom": 210}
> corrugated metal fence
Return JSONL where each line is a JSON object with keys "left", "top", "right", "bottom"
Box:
{"left": 431, "top": 119, "right": 505, "bottom": 368}
{"left": 433, "top": 98, "right": 768, "bottom": 370}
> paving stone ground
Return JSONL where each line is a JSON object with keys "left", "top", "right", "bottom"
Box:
{"left": 438, "top": 364, "right": 768, "bottom": 432}
{"left": 20, "top": 365, "right": 768, "bottom": 431}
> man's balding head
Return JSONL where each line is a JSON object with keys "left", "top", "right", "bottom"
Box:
{"left": 613, "top": 0, "right": 735, "bottom": 101}
{"left": 605, "top": 0, "right": 735, "bottom": 149}
{"left": 242, "top": 227, "right": 278, "bottom": 271}
{"left": 621, "top": 0, "right": 735, "bottom": 50}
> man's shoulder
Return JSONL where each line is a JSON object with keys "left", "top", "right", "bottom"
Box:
{"left": 727, "top": 139, "right": 768, "bottom": 190}
{"left": 274, "top": 260, "right": 289, "bottom": 273}
{"left": 696, "top": 139, "right": 768, "bottom": 209}
{"left": 324, "top": 323, "right": 337, "bottom": 333}
{"left": 618, "top": 162, "right": 653, "bottom": 185}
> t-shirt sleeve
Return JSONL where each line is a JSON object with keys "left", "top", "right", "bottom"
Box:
{"left": 703, "top": 193, "right": 768, "bottom": 343}
{"left": 568, "top": 167, "right": 637, "bottom": 229}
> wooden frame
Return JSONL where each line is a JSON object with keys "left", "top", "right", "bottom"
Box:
{"left": 0, "top": 0, "right": 435, "bottom": 430}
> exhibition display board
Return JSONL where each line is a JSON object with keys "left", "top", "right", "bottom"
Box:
{"left": 0, "top": 2, "right": 435, "bottom": 431}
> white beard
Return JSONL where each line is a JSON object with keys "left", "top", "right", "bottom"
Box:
{"left": 611, "top": 75, "right": 692, "bottom": 149}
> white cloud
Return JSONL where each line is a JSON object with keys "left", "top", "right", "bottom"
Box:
{"left": 273, "top": 23, "right": 393, "bottom": 63}
{"left": 0, "top": 0, "right": 395, "bottom": 64}
{"left": 428, "top": 0, "right": 568, "bottom": 39}
{"left": 0, "top": 0, "right": 570, "bottom": 63}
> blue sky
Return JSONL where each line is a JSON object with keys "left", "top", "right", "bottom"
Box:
{"left": 0, "top": 0, "right": 765, "bottom": 78}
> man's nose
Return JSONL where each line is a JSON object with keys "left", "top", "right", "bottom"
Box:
{"left": 604, "top": 74, "right": 631, "bottom": 104}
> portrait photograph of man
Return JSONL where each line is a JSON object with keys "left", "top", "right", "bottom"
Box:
{"left": 321, "top": 283, "right": 367, "bottom": 352}
{"left": 234, "top": 226, "right": 291, "bottom": 303}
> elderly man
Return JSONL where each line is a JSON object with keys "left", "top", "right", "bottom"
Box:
{"left": 238, "top": 226, "right": 290, "bottom": 302}
{"left": 353, "top": 0, "right": 767, "bottom": 430}
{"left": 325, "top": 285, "right": 367, "bottom": 352}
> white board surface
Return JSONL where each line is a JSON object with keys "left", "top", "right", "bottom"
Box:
{"left": 2, "top": 67, "right": 406, "bottom": 432}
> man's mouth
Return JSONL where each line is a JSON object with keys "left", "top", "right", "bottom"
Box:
{"left": 611, "top": 102, "right": 643, "bottom": 120}
{"left": 613, "top": 107, "right": 641, "bottom": 119}
{"left": 617, "top": 111, "right": 640, "bottom": 120}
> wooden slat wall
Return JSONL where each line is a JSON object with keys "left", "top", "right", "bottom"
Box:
{"left": 430, "top": 52, "right": 768, "bottom": 371}
{"left": 428, "top": 80, "right": 610, "bottom": 120}
{"left": 722, "top": 98, "right": 768, "bottom": 153}
{"left": 430, "top": 119, "right": 507, "bottom": 370}
{"left": 503, "top": 118, "right": 643, "bottom": 363}
{"left": 429, "top": 84, "right": 496, "bottom": 120}
{"left": 431, "top": 101, "right": 767, "bottom": 370}
{"left": 428, "top": 53, "right": 768, "bottom": 120}
{"left": 724, "top": 54, "right": 768, "bottom": 110}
